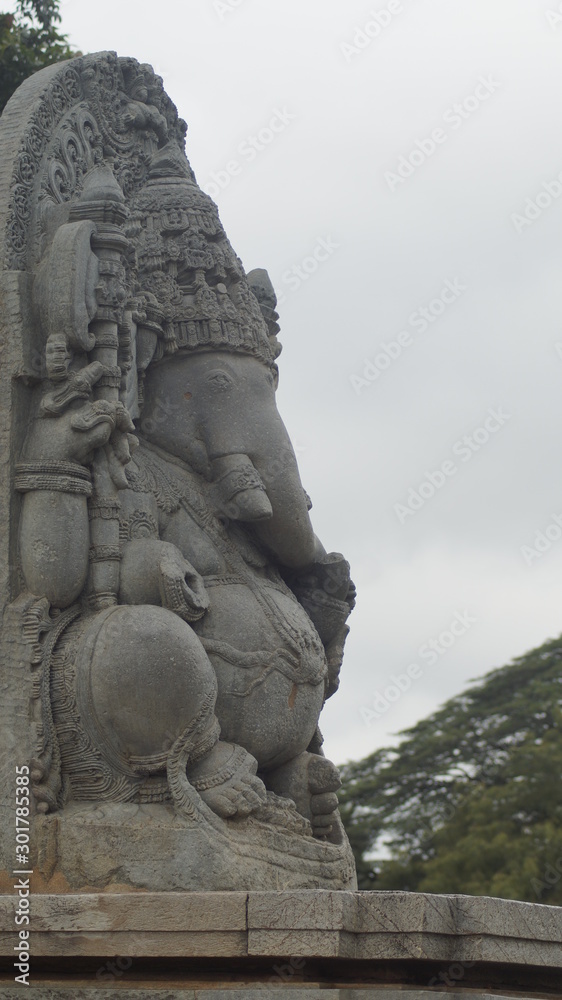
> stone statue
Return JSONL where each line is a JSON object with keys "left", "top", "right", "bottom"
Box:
{"left": 0, "top": 52, "right": 356, "bottom": 891}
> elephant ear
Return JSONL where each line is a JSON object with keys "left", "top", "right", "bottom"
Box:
{"left": 247, "top": 267, "right": 282, "bottom": 353}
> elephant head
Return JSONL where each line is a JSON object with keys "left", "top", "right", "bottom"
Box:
{"left": 140, "top": 349, "right": 323, "bottom": 571}
{"left": 124, "top": 144, "right": 325, "bottom": 571}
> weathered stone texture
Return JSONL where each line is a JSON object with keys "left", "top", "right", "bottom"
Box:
{"left": 0, "top": 52, "right": 356, "bottom": 892}
{"left": 0, "top": 889, "right": 560, "bottom": 965}
{"left": 0, "top": 991, "right": 534, "bottom": 999}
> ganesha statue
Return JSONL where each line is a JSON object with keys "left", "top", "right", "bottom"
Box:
{"left": 0, "top": 52, "right": 356, "bottom": 890}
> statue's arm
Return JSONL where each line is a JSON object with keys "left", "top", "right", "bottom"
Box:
{"left": 16, "top": 394, "right": 126, "bottom": 607}
{"left": 18, "top": 482, "right": 91, "bottom": 608}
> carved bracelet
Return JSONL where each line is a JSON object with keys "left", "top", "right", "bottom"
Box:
{"left": 14, "top": 461, "right": 93, "bottom": 497}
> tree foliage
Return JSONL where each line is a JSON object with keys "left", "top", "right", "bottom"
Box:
{"left": 339, "top": 636, "right": 562, "bottom": 902}
{"left": 0, "top": 0, "right": 75, "bottom": 115}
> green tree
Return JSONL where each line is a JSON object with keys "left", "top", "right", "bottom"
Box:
{"left": 339, "top": 636, "right": 562, "bottom": 902}
{"left": 0, "top": 0, "right": 75, "bottom": 114}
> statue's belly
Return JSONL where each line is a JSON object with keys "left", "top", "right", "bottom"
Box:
{"left": 194, "top": 580, "right": 327, "bottom": 770}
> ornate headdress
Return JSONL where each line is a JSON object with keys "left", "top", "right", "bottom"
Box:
{"left": 127, "top": 143, "right": 281, "bottom": 371}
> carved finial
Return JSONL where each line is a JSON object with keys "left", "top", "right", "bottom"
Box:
{"left": 247, "top": 267, "right": 281, "bottom": 342}
{"left": 148, "top": 141, "right": 192, "bottom": 181}
{"left": 70, "top": 164, "right": 127, "bottom": 227}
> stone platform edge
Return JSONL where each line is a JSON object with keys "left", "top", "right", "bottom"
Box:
{"left": 0, "top": 889, "right": 560, "bottom": 966}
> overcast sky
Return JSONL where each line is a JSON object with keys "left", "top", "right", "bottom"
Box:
{"left": 11, "top": 0, "right": 562, "bottom": 766}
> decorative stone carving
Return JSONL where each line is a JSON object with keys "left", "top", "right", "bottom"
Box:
{"left": 0, "top": 51, "right": 356, "bottom": 891}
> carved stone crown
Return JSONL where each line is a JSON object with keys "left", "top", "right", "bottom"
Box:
{"left": 0, "top": 50, "right": 281, "bottom": 407}
{"left": 127, "top": 142, "right": 281, "bottom": 369}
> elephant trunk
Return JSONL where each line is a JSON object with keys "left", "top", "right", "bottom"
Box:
{"left": 212, "top": 441, "right": 324, "bottom": 570}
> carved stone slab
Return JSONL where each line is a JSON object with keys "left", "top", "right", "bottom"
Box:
{"left": 0, "top": 991, "right": 535, "bottom": 999}
{"left": 0, "top": 891, "right": 560, "bottom": 995}
{"left": 0, "top": 890, "right": 560, "bottom": 960}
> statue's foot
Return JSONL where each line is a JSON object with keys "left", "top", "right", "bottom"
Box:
{"left": 264, "top": 752, "right": 342, "bottom": 839}
{"left": 188, "top": 741, "right": 267, "bottom": 819}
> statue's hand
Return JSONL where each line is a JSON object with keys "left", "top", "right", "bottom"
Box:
{"left": 23, "top": 398, "right": 123, "bottom": 467}
{"left": 25, "top": 356, "right": 137, "bottom": 481}
{"left": 88, "top": 404, "right": 137, "bottom": 490}
{"left": 295, "top": 552, "right": 354, "bottom": 605}
{"left": 344, "top": 578, "right": 357, "bottom": 613}
{"left": 286, "top": 553, "right": 355, "bottom": 700}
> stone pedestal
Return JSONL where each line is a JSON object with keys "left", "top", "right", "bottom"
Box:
{"left": 0, "top": 890, "right": 561, "bottom": 996}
